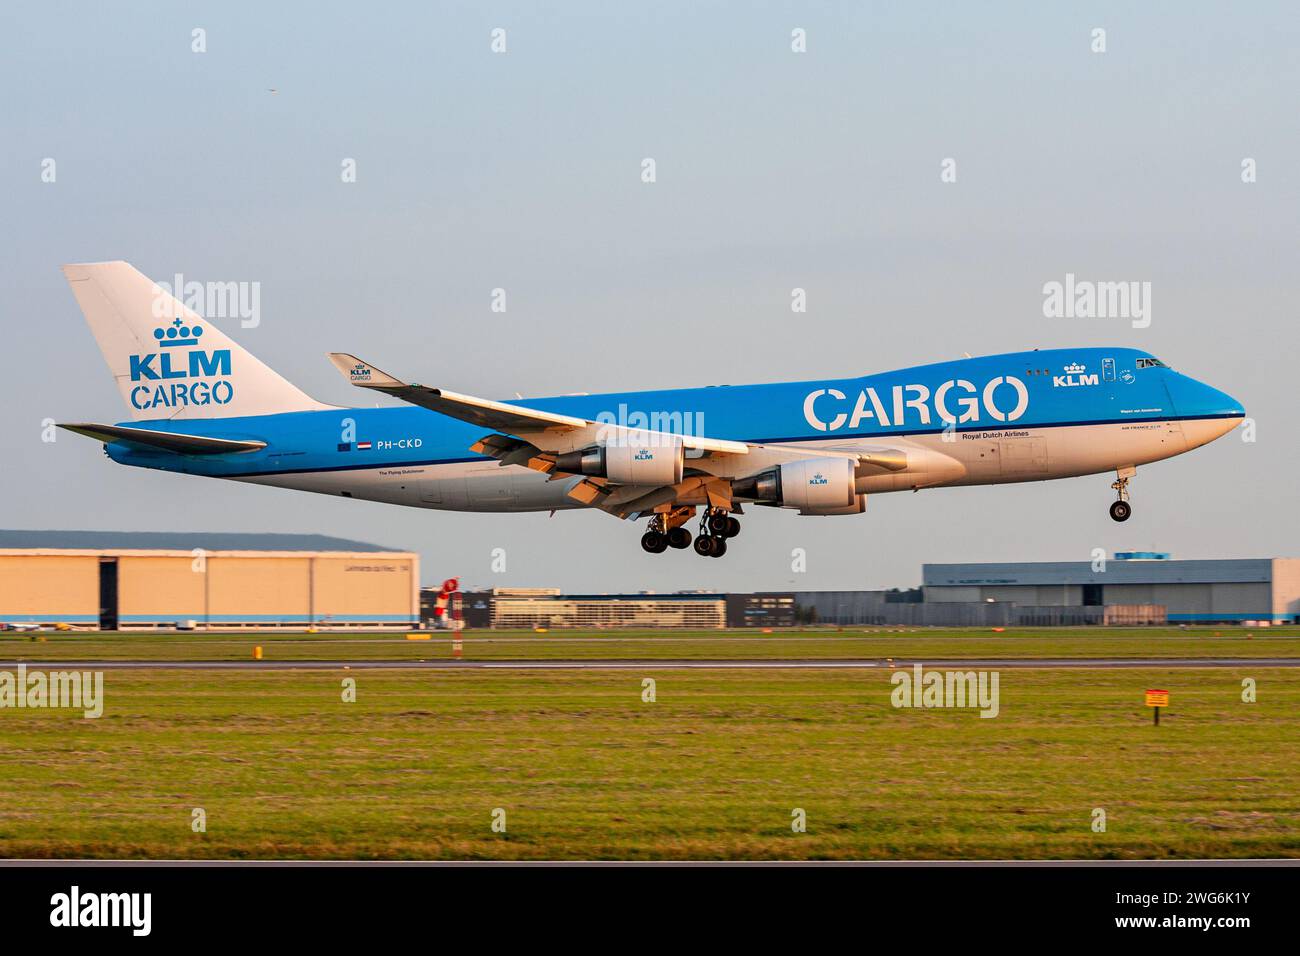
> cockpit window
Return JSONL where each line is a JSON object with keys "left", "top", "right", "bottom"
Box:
{"left": 1136, "top": 357, "right": 1167, "bottom": 369}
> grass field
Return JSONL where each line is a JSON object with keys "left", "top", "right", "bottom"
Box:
{"left": 4, "top": 625, "right": 1299, "bottom": 662}
{"left": 1, "top": 628, "right": 1297, "bottom": 860}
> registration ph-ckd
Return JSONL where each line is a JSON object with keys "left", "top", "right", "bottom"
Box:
{"left": 50, "top": 886, "right": 151, "bottom": 936}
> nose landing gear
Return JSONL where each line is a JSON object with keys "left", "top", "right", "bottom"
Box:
{"left": 1109, "top": 466, "right": 1135, "bottom": 522}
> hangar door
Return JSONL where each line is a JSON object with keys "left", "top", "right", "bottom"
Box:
{"left": 98, "top": 558, "right": 118, "bottom": 631}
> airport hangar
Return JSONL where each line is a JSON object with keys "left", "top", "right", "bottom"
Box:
{"left": 921, "top": 554, "right": 1300, "bottom": 624}
{"left": 2, "top": 531, "right": 1294, "bottom": 629}
{"left": 0, "top": 530, "right": 419, "bottom": 629}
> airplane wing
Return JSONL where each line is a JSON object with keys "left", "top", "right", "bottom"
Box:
{"left": 58, "top": 423, "right": 267, "bottom": 455}
{"left": 326, "top": 353, "right": 909, "bottom": 515}
{"left": 327, "top": 354, "right": 747, "bottom": 455}
{"left": 327, "top": 355, "right": 591, "bottom": 434}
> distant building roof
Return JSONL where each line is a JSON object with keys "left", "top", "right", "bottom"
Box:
{"left": 924, "top": 559, "right": 1280, "bottom": 587}
{"left": 0, "top": 530, "right": 402, "bottom": 553}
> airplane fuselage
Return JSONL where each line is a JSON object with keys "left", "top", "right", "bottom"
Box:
{"left": 105, "top": 347, "right": 1244, "bottom": 514}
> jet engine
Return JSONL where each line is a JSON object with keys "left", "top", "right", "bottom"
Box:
{"left": 732, "top": 457, "right": 857, "bottom": 510}
{"left": 554, "top": 437, "right": 684, "bottom": 486}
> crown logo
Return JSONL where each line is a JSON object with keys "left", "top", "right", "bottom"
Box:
{"left": 1064, "top": 362, "right": 1085, "bottom": 374}
{"left": 153, "top": 317, "right": 204, "bottom": 348}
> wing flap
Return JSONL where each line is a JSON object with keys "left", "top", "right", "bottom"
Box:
{"left": 469, "top": 434, "right": 560, "bottom": 474}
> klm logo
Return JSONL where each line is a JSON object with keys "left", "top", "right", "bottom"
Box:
{"left": 634, "top": 448, "right": 654, "bottom": 461}
{"left": 809, "top": 473, "right": 828, "bottom": 486}
{"left": 1053, "top": 362, "right": 1099, "bottom": 388}
{"left": 129, "top": 350, "right": 231, "bottom": 381}
{"left": 126, "top": 319, "right": 235, "bottom": 410}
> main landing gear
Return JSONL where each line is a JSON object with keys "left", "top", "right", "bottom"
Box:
{"left": 692, "top": 507, "right": 739, "bottom": 558}
{"left": 640, "top": 530, "right": 669, "bottom": 553}
{"left": 641, "top": 507, "right": 740, "bottom": 557}
{"left": 1108, "top": 466, "right": 1135, "bottom": 522}
{"left": 640, "top": 509, "right": 697, "bottom": 554}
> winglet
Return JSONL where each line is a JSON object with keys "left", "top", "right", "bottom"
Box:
{"left": 327, "top": 353, "right": 409, "bottom": 390}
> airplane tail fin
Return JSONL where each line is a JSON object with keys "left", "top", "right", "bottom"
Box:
{"left": 62, "top": 261, "right": 328, "bottom": 421}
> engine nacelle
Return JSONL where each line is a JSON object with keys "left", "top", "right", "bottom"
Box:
{"left": 554, "top": 436, "right": 684, "bottom": 486}
{"left": 733, "top": 457, "right": 857, "bottom": 511}
{"left": 780, "top": 457, "right": 857, "bottom": 510}
{"left": 798, "top": 494, "right": 867, "bottom": 516}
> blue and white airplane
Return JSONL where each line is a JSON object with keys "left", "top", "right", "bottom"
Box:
{"left": 60, "top": 262, "right": 1245, "bottom": 557}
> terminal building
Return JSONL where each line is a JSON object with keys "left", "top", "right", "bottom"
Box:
{"left": 447, "top": 589, "right": 797, "bottom": 629}
{"left": 0, "top": 530, "right": 419, "bottom": 629}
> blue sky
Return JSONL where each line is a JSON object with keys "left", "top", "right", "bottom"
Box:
{"left": 2, "top": 2, "right": 1296, "bottom": 590}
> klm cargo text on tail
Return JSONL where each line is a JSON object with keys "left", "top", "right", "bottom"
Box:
{"left": 128, "top": 319, "right": 234, "bottom": 411}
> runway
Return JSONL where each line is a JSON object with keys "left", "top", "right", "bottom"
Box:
{"left": 3, "top": 657, "right": 1298, "bottom": 671}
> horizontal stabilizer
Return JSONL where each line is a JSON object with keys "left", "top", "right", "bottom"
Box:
{"left": 58, "top": 423, "right": 267, "bottom": 455}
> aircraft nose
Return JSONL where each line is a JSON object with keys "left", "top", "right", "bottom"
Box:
{"left": 1164, "top": 373, "right": 1244, "bottom": 448}
{"left": 1165, "top": 373, "right": 1244, "bottom": 420}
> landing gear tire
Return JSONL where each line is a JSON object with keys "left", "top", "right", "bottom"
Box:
{"left": 1109, "top": 469, "right": 1134, "bottom": 523}
{"left": 725, "top": 516, "right": 741, "bottom": 538}
{"left": 667, "top": 527, "right": 692, "bottom": 549}
{"left": 641, "top": 531, "right": 668, "bottom": 553}
{"left": 707, "top": 513, "right": 732, "bottom": 537}
{"left": 693, "top": 535, "right": 717, "bottom": 557}
{"left": 710, "top": 538, "right": 727, "bottom": 558}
